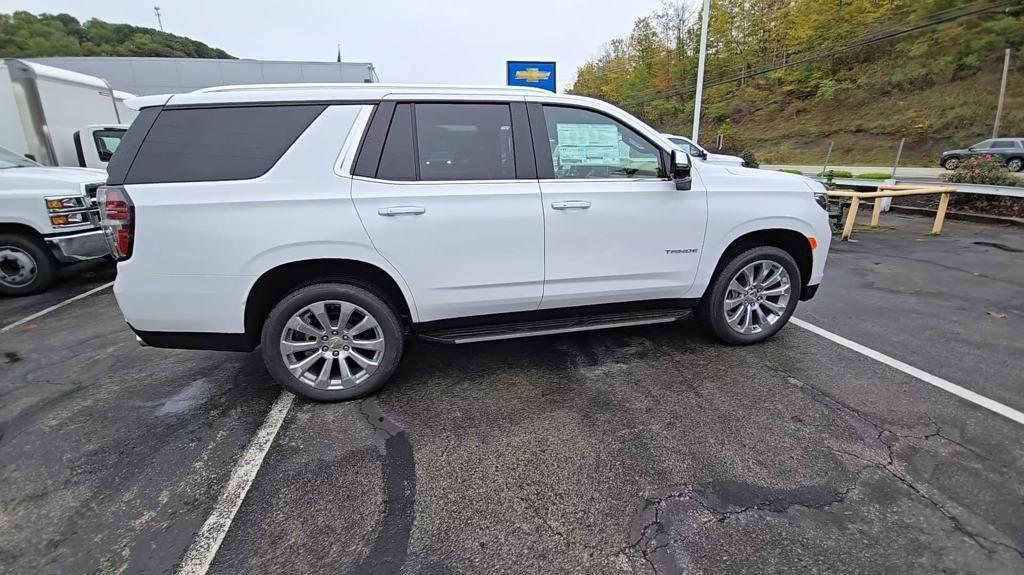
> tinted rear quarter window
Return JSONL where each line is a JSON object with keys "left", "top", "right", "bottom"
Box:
{"left": 125, "top": 105, "right": 325, "bottom": 184}
{"left": 106, "top": 106, "right": 160, "bottom": 184}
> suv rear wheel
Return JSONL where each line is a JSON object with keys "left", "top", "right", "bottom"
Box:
{"left": 1008, "top": 158, "right": 1023, "bottom": 172}
{"left": 261, "top": 283, "right": 404, "bottom": 401}
{"left": 0, "top": 233, "right": 57, "bottom": 297}
{"left": 696, "top": 246, "right": 801, "bottom": 345}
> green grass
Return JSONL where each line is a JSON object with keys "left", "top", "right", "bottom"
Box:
{"left": 778, "top": 169, "right": 803, "bottom": 175}
{"left": 818, "top": 170, "right": 854, "bottom": 178}
{"left": 722, "top": 69, "right": 1024, "bottom": 166}
{"left": 855, "top": 172, "right": 892, "bottom": 180}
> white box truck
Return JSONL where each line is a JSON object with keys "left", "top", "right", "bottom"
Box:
{"left": 0, "top": 59, "right": 135, "bottom": 296}
{"left": 0, "top": 59, "right": 137, "bottom": 169}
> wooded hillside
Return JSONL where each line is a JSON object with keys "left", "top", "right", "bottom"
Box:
{"left": 0, "top": 12, "right": 233, "bottom": 59}
{"left": 570, "top": 0, "right": 1024, "bottom": 166}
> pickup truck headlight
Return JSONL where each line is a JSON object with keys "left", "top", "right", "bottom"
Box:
{"left": 46, "top": 197, "right": 84, "bottom": 211}
{"left": 45, "top": 195, "right": 94, "bottom": 228}
{"left": 50, "top": 213, "right": 88, "bottom": 226}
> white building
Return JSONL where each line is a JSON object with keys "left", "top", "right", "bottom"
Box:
{"left": 25, "top": 57, "right": 378, "bottom": 96}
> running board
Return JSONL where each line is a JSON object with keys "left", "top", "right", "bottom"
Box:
{"left": 418, "top": 308, "right": 691, "bottom": 344}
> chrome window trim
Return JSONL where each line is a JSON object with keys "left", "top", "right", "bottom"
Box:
{"left": 334, "top": 104, "right": 376, "bottom": 177}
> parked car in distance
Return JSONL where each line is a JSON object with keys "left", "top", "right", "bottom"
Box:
{"left": 103, "top": 84, "right": 831, "bottom": 401}
{"left": 661, "top": 133, "right": 745, "bottom": 167}
{"left": 0, "top": 146, "right": 108, "bottom": 296}
{"left": 940, "top": 138, "right": 1024, "bottom": 172}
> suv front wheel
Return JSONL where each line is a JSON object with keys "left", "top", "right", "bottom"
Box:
{"left": 261, "top": 283, "right": 404, "bottom": 401}
{"left": 696, "top": 246, "right": 801, "bottom": 345}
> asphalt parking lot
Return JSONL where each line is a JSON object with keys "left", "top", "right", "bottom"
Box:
{"left": 1, "top": 213, "right": 1022, "bottom": 575}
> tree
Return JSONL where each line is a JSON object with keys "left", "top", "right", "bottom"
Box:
{"left": 0, "top": 11, "right": 234, "bottom": 59}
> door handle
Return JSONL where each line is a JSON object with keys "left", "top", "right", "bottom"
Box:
{"left": 378, "top": 206, "right": 426, "bottom": 216}
{"left": 551, "top": 201, "right": 591, "bottom": 210}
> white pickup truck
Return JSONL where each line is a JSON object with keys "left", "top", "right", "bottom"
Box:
{"left": 102, "top": 84, "right": 831, "bottom": 401}
{"left": 0, "top": 146, "right": 108, "bottom": 296}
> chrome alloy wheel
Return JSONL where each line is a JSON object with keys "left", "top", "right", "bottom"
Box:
{"left": 0, "top": 246, "right": 37, "bottom": 288}
{"left": 723, "top": 260, "right": 791, "bottom": 335}
{"left": 279, "top": 300, "right": 385, "bottom": 390}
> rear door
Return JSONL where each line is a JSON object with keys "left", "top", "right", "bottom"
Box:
{"left": 351, "top": 99, "right": 544, "bottom": 322}
{"left": 532, "top": 103, "right": 708, "bottom": 309}
{"left": 988, "top": 139, "right": 1018, "bottom": 163}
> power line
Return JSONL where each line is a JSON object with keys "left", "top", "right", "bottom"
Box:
{"left": 624, "top": 0, "right": 1020, "bottom": 106}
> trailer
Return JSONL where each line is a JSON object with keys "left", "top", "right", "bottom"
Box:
{"left": 0, "top": 59, "right": 137, "bottom": 169}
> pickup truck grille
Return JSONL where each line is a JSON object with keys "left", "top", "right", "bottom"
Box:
{"left": 84, "top": 183, "right": 101, "bottom": 208}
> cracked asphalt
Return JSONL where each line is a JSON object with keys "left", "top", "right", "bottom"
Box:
{"left": 1, "top": 213, "right": 1022, "bottom": 574}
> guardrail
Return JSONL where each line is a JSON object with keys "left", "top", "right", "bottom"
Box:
{"left": 827, "top": 185, "right": 956, "bottom": 240}
{"left": 810, "top": 176, "right": 1024, "bottom": 199}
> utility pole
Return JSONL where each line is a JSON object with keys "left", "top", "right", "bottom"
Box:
{"left": 691, "top": 0, "right": 711, "bottom": 143}
{"left": 993, "top": 47, "right": 1012, "bottom": 138}
{"left": 154, "top": 6, "right": 164, "bottom": 31}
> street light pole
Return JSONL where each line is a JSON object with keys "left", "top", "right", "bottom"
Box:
{"left": 993, "top": 47, "right": 1011, "bottom": 138}
{"left": 154, "top": 6, "right": 164, "bottom": 32}
{"left": 691, "top": 0, "right": 711, "bottom": 143}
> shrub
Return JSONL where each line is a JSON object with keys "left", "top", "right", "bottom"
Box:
{"left": 942, "top": 155, "right": 1022, "bottom": 187}
{"left": 741, "top": 150, "right": 759, "bottom": 168}
{"left": 818, "top": 170, "right": 854, "bottom": 178}
{"left": 855, "top": 172, "right": 891, "bottom": 180}
{"left": 779, "top": 169, "right": 803, "bottom": 175}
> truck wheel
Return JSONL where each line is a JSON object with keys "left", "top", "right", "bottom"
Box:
{"left": 261, "top": 283, "right": 404, "bottom": 401}
{"left": 0, "top": 233, "right": 57, "bottom": 297}
{"left": 696, "top": 246, "right": 801, "bottom": 345}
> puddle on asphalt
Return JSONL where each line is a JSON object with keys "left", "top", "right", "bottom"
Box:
{"left": 154, "top": 378, "right": 210, "bottom": 416}
{"left": 973, "top": 241, "right": 1022, "bottom": 253}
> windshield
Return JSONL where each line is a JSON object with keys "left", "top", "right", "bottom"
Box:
{"left": 0, "top": 146, "right": 40, "bottom": 169}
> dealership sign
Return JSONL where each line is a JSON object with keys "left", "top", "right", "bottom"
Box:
{"left": 506, "top": 61, "right": 556, "bottom": 93}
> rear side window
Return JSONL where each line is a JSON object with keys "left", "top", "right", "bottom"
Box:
{"left": 415, "top": 104, "right": 516, "bottom": 181}
{"left": 377, "top": 103, "right": 416, "bottom": 181}
{"left": 124, "top": 105, "right": 325, "bottom": 184}
{"left": 990, "top": 140, "right": 1016, "bottom": 149}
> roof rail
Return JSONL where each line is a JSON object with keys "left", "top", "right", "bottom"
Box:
{"left": 191, "top": 82, "right": 552, "bottom": 94}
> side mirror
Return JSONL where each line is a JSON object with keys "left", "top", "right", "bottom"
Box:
{"left": 671, "top": 149, "right": 692, "bottom": 191}
{"left": 24, "top": 153, "right": 35, "bottom": 161}
{"left": 968, "top": 147, "right": 975, "bottom": 151}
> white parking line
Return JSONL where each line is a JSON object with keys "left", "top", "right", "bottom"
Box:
{"left": 176, "top": 391, "right": 295, "bottom": 575}
{"left": 0, "top": 281, "right": 115, "bottom": 334}
{"left": 791, "top": 317, "right": 1024, "bottom": 426}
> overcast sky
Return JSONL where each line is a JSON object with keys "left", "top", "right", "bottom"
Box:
{"left": 1, "top": 0, "right": 668, "bottom": 90}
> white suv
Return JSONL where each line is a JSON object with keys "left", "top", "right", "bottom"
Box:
{"left": 100, "top": 84, "right": 831, "bottom": 401}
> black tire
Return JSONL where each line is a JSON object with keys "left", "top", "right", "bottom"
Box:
{"left": 942, "top": 157, "right": 959, "bottom": 171}
{"left": 260, "top": 283, "right": 404, "bottom": 401}
{"left": 1007, "top": 158, "right": 1023, "bottom": 173}
{"left": 0, "top": 233, "right": 57, "bottom": 297}
{"left": 695, "top": 246, "right": 802, "bottom": 345}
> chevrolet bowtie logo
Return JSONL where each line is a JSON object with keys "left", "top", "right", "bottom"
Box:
{"left": 515, "top": 68, "right": 550, "bottom": 83}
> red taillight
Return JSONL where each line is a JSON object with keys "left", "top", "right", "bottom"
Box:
{"left": 97, "top": 185, "right": 135, "bottom": 260}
